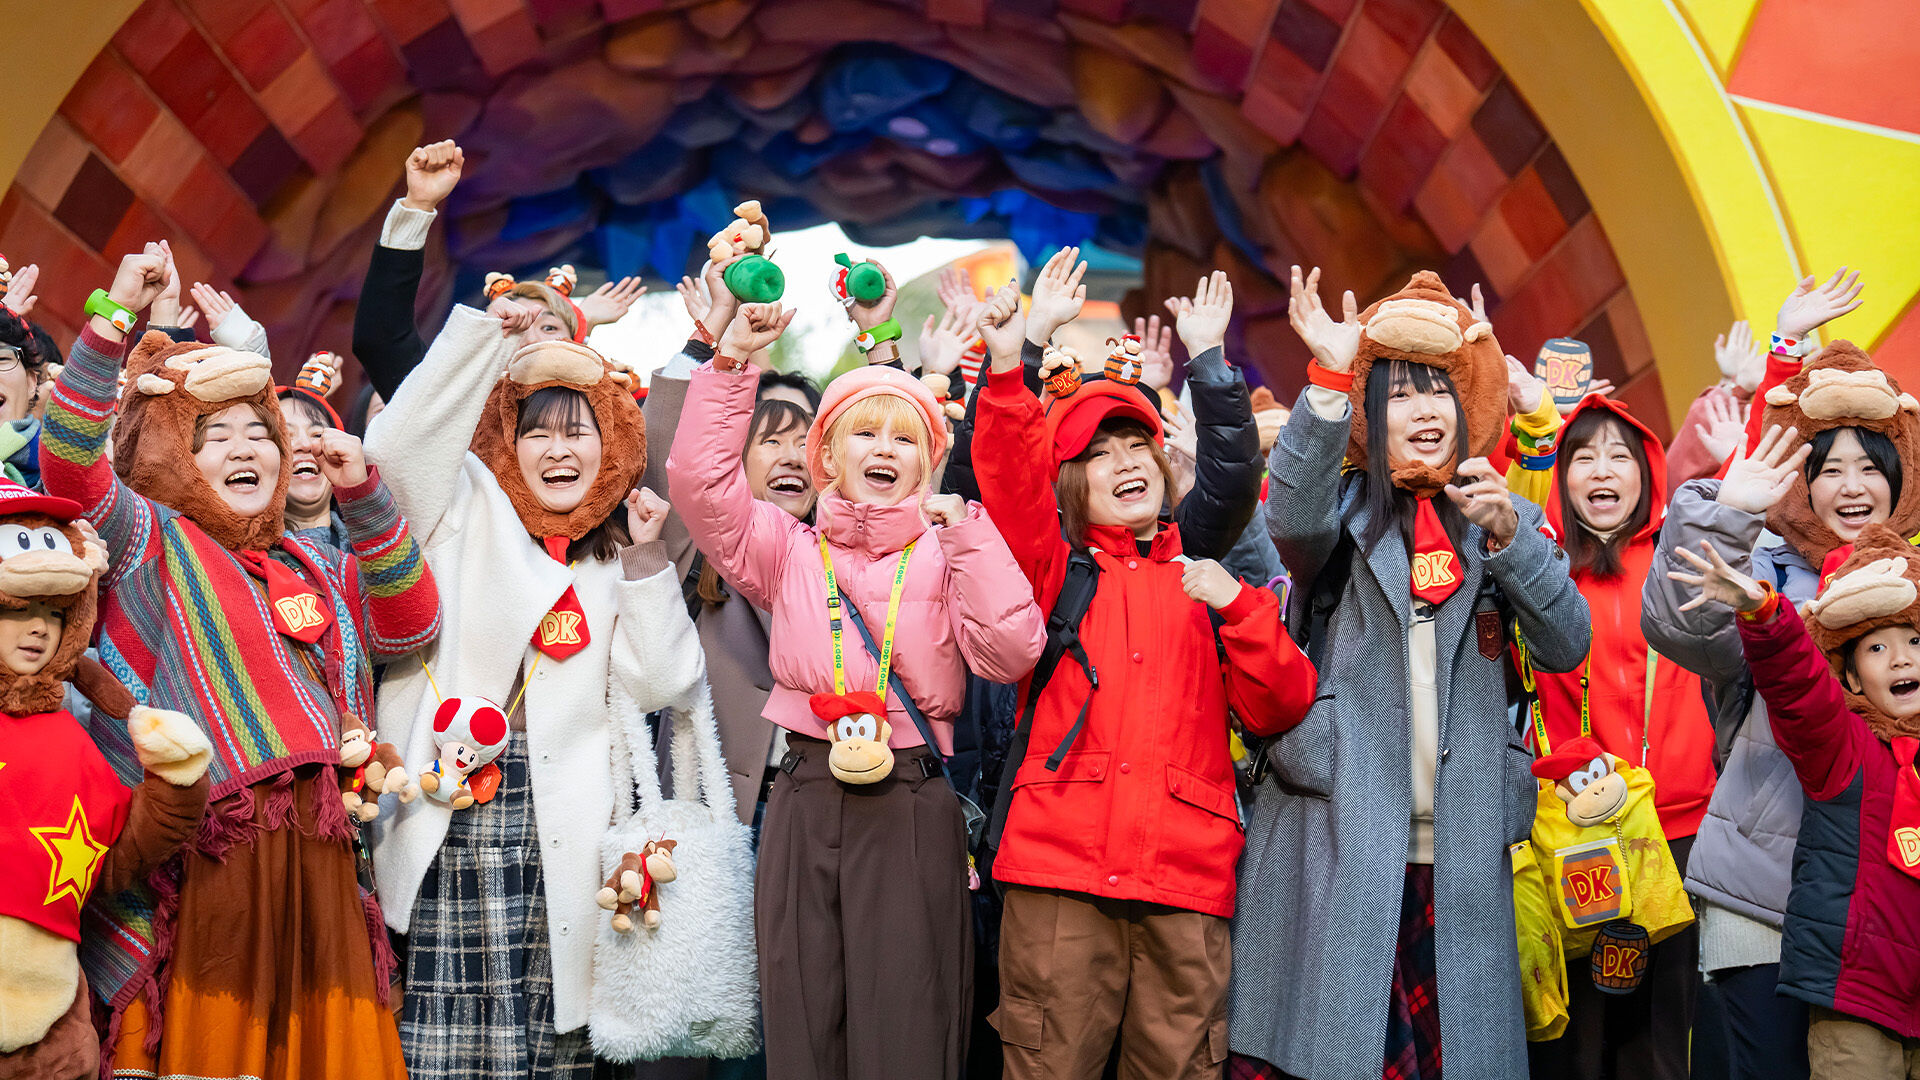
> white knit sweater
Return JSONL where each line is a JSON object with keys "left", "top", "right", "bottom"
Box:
{"left": 364, "top": 305, "right": 708, "bottom": 1032}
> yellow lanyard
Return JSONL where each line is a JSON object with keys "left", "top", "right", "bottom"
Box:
{"left": 818, "top": 536, "right": 914, "bottom": 698}
{"left": 1519, "top": 634, "right": 1655, "bottom": 767}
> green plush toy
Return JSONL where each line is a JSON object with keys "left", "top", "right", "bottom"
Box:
{"left": 706, "top": 200, "right": 784, "bottom": 303}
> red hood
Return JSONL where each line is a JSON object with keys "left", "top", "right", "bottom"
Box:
{"left": 1546, "top": 394, "right": 1669, "bottom": 546}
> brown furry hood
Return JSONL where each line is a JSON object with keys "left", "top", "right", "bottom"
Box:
{"left": 1760, "top": 341, "right": 1920, "bottom": 568}
{"left": 1346, "top": 271, "right": 1508, "bottom": 498}
{"left": 1803, "top": 524, "right": 1920, "bottom": 740}
{"left": 0, "top": 487, "right": 110, "bottom": 715}
{"left": 112, "top": 330, "right": 288, "bottom": 551}
{"left": 470, "top": 339, "right": 646, "bottom": 542}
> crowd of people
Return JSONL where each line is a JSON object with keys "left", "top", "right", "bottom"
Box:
{"left": 0, "top": 136, "right": 1915, "bottom": 1080}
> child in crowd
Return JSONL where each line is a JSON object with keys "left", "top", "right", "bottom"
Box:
{"left": 363, "top": 294, "right": 703, "bottom": 1079}
{"left": 41, "top": 242, "right": 440, "bottom": 1079}
{"left": 1232, "top": 268, "right": 1591, "bottom": 1080}
{"left": 970, "top": 265, "right": 1318, "bottom": 1077}
{"left": 1672, "top": 526, "right": 1920, "bottom": 1078}
{"left": 667, "top": 300, "right": 1045, "bottom": 1080}
{"left": 1525, "top": 393, "right": 1718, "bottom": 1079}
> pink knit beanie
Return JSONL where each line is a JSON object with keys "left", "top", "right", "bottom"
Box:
{"left": 806, "top": 365, "right": 951, "bottom": 489}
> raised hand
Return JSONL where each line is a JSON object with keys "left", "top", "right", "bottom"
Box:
{"left": 1468, "top": 282, "right": 1489, "bottom": 325}
{"left": 701, "top": 255, "right": 741, "bottom": 341}
{"left": 150, "top": 248, "right": 189, "bottom": 327}
{"left": 578, "top": 275, "right": 647, "bottom": 328}
{"left": 918, "top": 304, "right": 973, "bottom": 378}
{"left": 402, "top": 140, "right": 464, "bottom": 212}
{"left": 1696, "top": 388, "right": 1747, "bottom": 464}
{"left": 486, "top": 294, "right": 535, "bottom": 336}
{"left": 848, "top": 260, "right": 898, "bottom": 332}
{"left": 625, "top": 486, "right": 670, "bottom": 544}
{"left": 1717, "top": 423, "right": 1810, "bottom": 514}
{"left": 1505, "top": 353, "right": 1547, "bottom": 415}
{"left": 1443, "top": 457, "right": 1519, "bottom": 547}
{"left": 723, "top": 302, "right": 796, "bottom": 356}
{"left": 1777, "top": 267, "right": 1864, "bottom": 341}
{"left": 1026, "top": 246, "right": 1087, "bottom": 346}
{"left": 1670, "top": 541, "right": 1768, "bottom": 613}
{"left": 1166, "top": 270, "right": 1234, "bottom": 357}
{"left": 1715, "top": 319, "right": 1764, "bottom": 390}
{"left": 1288, "top": 265, "right": 1360, "bottom": 373}
{"left": 3, "top": 263, "right": 38, "bottom": 317}
{"left": 189, "top": 282, "right": 238, "bottom": 329}
{"left": 315, "top": 430, "right": 370, "bottom": 489}
{"left": 107, "top": 241, "right": 172, "bottom": 318}
{"left": 922, "top": 492, "right": 967, "bottom": 526}
{"left": 936, "top": 267, "right": 975, "bottom": 312}
{"left": 977, "top": 282, "right": 1026, "bottom": 372}
{"left": 1132, "top": 314, "right": 1175, "bottom": 391}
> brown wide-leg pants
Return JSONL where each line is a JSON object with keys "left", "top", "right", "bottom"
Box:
{"left": 991, "top": 885, "right": 1232, "bottom": 1080}
{"left": 755, "top": 734, "right": 972, "bottom": 1080}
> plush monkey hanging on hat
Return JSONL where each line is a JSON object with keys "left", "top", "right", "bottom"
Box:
{"left": 0, "top": 482, "right": 213, "bottom": 1075}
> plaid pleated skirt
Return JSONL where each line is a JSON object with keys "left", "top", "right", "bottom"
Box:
{"left": 1227, "top": 863, "right": 1440, "bottom": 1080}
{"left": 400, "top": 740, "right": 595, "bottom": 1080}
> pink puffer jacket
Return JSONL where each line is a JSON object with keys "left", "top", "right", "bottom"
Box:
{"left": 666, "top": 361, "right": 1045, "bottom": 752}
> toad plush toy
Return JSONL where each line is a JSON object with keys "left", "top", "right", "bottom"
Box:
{"left": 1345, "top": 271, "right": 1509, "bottom": 498}
{"left": 0, "top": 481, "right": 212, "bottom": 1079}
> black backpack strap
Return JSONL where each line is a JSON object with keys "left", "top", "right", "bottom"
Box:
{"left": 987, "top": 547, "right": 1102, "bottom": 849}
{"left": 680, "top": 552, "right": 708, "bottom": 622}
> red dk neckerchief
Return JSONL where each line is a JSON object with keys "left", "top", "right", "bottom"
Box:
{"left": 236, "top": 550, "right": 333, "bottom": 643}
{"left": 1890, "top": 737, "right": 1920, "bottom": 882}
{"left": 1411, "top": 500, "right": 1462, "bottom": 606}
{"left": 532, "top": 535, "right": 590, "bottom": 660}
{"left": 1820, "top": 544, "right": 1855, "bottom": 592}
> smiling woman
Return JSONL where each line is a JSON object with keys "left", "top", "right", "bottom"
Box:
{"left": 190, "top": 401, "right": 283, "bottom": 520}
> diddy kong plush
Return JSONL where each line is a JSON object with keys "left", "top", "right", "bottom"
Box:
{"left": 0, "top": 482, "right": 212, "bottom": 1079}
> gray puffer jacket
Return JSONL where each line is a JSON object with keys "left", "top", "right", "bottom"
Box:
{"left": 1641, "top": 478, "right": 1819, "bottom": 929}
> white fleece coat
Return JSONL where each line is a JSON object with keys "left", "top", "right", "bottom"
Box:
{"left": 364, "top": 305, "right": 707, "bottom": 1032}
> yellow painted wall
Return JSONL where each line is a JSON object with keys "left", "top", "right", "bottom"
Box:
{"left": 0, "top": 2, "right": 144, "bottom": 198}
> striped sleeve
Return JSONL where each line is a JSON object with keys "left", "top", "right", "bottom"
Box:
{"left": 39, "top": 325, "right": 161, "bottom": 576}
{"left": 334, "top": 466, "right": 440, "bottom": 659}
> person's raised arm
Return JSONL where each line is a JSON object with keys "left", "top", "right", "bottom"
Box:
{"left": 313, "top": 429, "right": 441, "bottom": 660}
{"left": 1743, "top": 267, "right": 1865, "bottom": 453}
{"left": 970, "top": 282, "right": 1069, "bottom": 593}
{"left": 925, "top": 490, "right": 1046, "bottom": 685}
{"left": 1023, "top": 246, "right": 1087, "bottom": 350}
{"left": 664, "top": 302, "right": 804, "bottom": 611}
{"left": 362, "top": 296, "right": 528, "bottom": 541}
{"left": 354, "top": 140, "right": 462, "bottom": 400}
{"left": 1166, "top": 271, "right": 1260, "bottom": 561}
{"left": 1265, "top": 265, "right": 1358, "bottom": 589}
{"left": 1448, "top": 457, "right": 1592, "bottom": 672}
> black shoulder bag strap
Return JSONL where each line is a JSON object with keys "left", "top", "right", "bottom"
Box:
{"left": 985, "top": 547, "right": 1102, "bottom": 849}
{"left": 680, "top": 552, "right": 708, "bottom": 622}
{"left": 840, "top": 597, "right": 988, "bottom": 846}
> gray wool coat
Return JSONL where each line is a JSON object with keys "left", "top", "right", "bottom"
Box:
{"left": 1229, "top": 397, "right": 1590, "bottom": 1080}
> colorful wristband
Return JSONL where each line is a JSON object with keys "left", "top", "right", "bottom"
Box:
{"left": 854, "top": 318, "right": 903, "bottom": 352}
{"left": 1738, "top": 582, "right": 1781, "bottom": 624}
{"left": 1771, "top": 331, "right": 1818, "bottom": 359}
{"left": 1517, "top": 451, "right": 1557, "bottom": 471}
{"left": 85, "top": 289, "right": 136, "bottom": 334}
{"left": 1307, "top": 363, "right": 1354, "bottom": 392}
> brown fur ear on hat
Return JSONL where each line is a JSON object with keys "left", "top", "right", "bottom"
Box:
{"left": 470, "top": 339, "right": 647, "bottom": 544}
{"left": 1346, "top": 272, "right": 1506, "bottom": 498}
{"left": 0, "top": 514, "right": 103, "bottom": 715}
{"left": 1760, "top": 341, "right": 1920, "bottom": 569}
{"left": 1804, "top": 523, "right": 1920, "bottom": 740}
{"left": 112, "top": 331, "right": 288, "bottom": 551}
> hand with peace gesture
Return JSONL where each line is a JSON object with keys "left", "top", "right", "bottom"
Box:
{"left": 1288, "top": 265, "right": 1360, "bottom": 374}
{"left": 1669, "top": 541, "right": 1769, "bottom": 613}
{"left": 1716, "top": 424, "right": 1810, "bottom": 514}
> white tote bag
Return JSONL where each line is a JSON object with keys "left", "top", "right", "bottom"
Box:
{"left": 589, "top": 681, "right": 760, "bottom": 1060}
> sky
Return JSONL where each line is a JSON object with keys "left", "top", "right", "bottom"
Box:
{"left": 588, "top": 222, "right": 992, "bottom": 383}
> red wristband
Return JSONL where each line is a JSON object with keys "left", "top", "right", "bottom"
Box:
{"left": 1308, "top": 362, "right": 1354, "bottom": 393}
{"left": 691, "top": 319, "right": 715, "bottom": 347}
{"left": 713, "top": 353, "right": 750, "bottom": 374}
{"left": 1738, "top": 583, "right": 1781, "bottom": 624}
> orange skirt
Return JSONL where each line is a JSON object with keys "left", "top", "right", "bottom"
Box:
{"left": 108, "top": 772, "right": 405, "bottom": 1080}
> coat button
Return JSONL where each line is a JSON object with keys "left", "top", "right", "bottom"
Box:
{"left": 1107, "top": 874, "right": 1119, "bottom": 886}
{"left": 1090, "top": 765, "right": 1102, "bottom": 777}
{"left": 549, "top": 837, "right": 560, "bottom": 849}
{"left": 1119, "top": 762, "right": 1131, "bottom": 775}
{"left": 1170, "top": 779, "right": 1179, "bottom": 793}
{"left": 1127, "top": 560, "right": 1139, "bottom": 570}
{"left": 558, "top": 923, "right": 570, "bottom": 936}
{"left": 1132, "top": 652, "right": 1143, "bottom": 663}
{"left": 540, "top": 752, "right": 550, "bottom": 764}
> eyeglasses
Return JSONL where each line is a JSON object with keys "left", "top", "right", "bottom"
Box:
{"left": 0, "top": 348, "right": 21, "bottom": 373}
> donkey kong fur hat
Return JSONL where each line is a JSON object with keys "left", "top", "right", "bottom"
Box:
{"left": 1759, "top": 341, "right": 1920, "bottom": 568}
{"left": 1802, "top": 523, "right": 1920, "bottom": 740}
{"left": 112, "top": 331, "right": 288, "bottom": 551}
{"left": 0, "top": 481, "right": 122, "bottom": 715}
{"left": 469, "top": 339, "right": 646, "bottom": 542}
{"left": 1345, "top": 272, "right": 1507, "bottom": 498}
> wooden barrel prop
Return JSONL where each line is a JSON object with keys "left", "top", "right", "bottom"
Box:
{"left": 1589, "top": 920, "right": 1650, "bottom": 994}
{"left": 1536, "top": 338, "right": 1594, "bottom": 409}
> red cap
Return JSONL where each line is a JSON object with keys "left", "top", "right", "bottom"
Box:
{"left": 1044, "top": 380, "right": 1163, "bottom": 464}
{"left": 1531, "top": 736, "right": 1608, "bottom": 782}
{"left": 809, "top": 690, "right": 887, "bottom": 721}
{"left": 0, "top": 479, "right": 81, "bottom": 522}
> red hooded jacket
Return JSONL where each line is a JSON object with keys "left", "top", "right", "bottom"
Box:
{"left": 972, "top": 367, "right": 1318, "bottom": 917}
{"left": 1533, "top": 396, "right": 1718, "bottom": 839}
